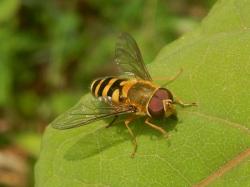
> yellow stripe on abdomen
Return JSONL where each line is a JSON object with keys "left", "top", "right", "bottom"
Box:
{"left": 121, "top": 80, "right": 137, "bottom": 98}
{"left": 111, "top": 89, "right": 120, "bottom": 103}
{"left": 102, "top": 78, "right": 118, "bottom": 97}
{"left": 94, "top": 79, "right": 105, "bottom": 97}
{"left": 91, "top": 77, "right": 128, "bottom": 103}
{"left": 90, "top": 79, "right": 101, "bottom": 96}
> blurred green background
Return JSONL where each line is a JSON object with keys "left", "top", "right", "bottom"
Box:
{"left": 0, "top": 0, "right": 215, "bottom": 186}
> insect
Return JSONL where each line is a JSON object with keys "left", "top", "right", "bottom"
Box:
{"left": 52, "top": 33, "right": 196, "bottom": 157}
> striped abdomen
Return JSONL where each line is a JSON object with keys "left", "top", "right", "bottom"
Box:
{"left": 90, "top": 77, "right": 128, "bottom": 103}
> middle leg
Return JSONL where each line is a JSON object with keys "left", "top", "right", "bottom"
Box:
{"left": 105, "top": 115, "right": 118, "bottom": 128}
{"left": 124, "top": 115, "right": 138, "bottom": 158}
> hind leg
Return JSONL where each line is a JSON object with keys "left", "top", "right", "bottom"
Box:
{"left": 157, "top": 68, "right": 183, "bottom": 87}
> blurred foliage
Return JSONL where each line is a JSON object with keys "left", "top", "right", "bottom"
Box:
{"left": 0, "top": 0, "right": 215, "bottom": 186}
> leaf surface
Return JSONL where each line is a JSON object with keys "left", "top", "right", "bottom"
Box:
{"left": 35, "top": 0, "right": 250, "bottom": 186}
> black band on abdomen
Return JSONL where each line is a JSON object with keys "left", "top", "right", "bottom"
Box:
{"left": 97, "top": 77, "right": 114, "bottom": 97}
{"left": 91, "top": 79, "right": 101, "bottom": 95}
{"left": 107, "top": 79, "right": 126, "bottom": 97}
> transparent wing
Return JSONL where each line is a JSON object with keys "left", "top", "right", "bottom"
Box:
{"left": 114, "top": 32, "right": 152, "bottom": 81}
{"left": 51, "top": 97, "right": 136, "bottom": 130}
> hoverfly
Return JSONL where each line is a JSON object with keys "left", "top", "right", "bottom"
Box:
{"left": 52, "top": 33, "right": 196, "bottom": 157}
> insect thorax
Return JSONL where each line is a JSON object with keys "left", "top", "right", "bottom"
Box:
{"left": 126, "top": 81, "right": 157, "bottom": 112}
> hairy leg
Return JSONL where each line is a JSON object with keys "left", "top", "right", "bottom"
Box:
{"left": 125, "top": 115, "right": 138, "bottom": 158}
{"left": 105, "top": 116, "right": 118, "bottom": 128}
{"left": 173, "top": 96, "right": 197, "bottom": 107}
{"left": 156, "top": 68, "right": 183, "bottom": 87}
{"left": 145, "top": 118, "right": 168, "bottom": 138}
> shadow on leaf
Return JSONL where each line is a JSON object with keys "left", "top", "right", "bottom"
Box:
{"left": 64, "top": 116, "right": 178, "bottom": 160}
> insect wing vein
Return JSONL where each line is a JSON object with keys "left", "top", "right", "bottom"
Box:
{"left": 114, "top": 32, "right": 152, "bottom": 81}
{"left": 51, "top": 97, "right": 136, "bottom": 130}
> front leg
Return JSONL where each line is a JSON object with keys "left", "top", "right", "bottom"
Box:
{"left": 145, "top": 118, "right": 168, "bottom": 138}
{"left": 173, "top": 96, "right": 197, "bottom": 107}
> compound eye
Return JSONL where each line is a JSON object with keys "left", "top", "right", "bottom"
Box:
{"left": 154, "top": 88, "right": 173, "bottom": 101}
{"left": 148, "top": 97, "right": 164, "bottom": 119}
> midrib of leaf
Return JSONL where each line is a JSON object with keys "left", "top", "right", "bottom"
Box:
{"left": 43, "top": 107, "right": 250, "bottom": 187}
{"left": 149, "top": 0, "right": 250, "bottom": 183}
{"left": 158, "top": 30, "right": 250, "bottom": 185}
{"left": 193, "top": 148, "right": 250, "bottom": 187}
{"left": 180, "top": 111, "right": 250, "bottom": 186}
{"left": 36, "top": 0, "right": 250, "bottom": 186}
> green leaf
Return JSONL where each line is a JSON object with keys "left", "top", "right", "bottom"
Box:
{"left": 35, "top": 0, "right": 250, "bottom": 186}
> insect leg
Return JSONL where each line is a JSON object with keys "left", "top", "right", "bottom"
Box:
{"left": 145, "top": 118, "right": 168, "bottom": 138}
{"left": 159, "top": 68, "right": 183, "bottom": 87}
{"left": 173, "top": 96, "right": 197, "bottom": 107}
{"left": 125, "top": 116, "right": 138, "bottom": 158}
{"left": 105, "top": 116, "right": 118, "bottom": 128}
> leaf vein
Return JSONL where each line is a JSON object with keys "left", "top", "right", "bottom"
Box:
{"left": 183, "top": 111, "right": 250, "bottom": 135}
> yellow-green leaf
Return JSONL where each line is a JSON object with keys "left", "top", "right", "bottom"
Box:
{"left": 35, "top": 0, "right": 250, "bottom": 186}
